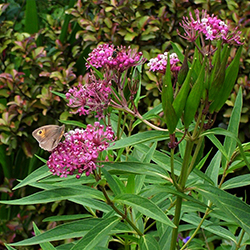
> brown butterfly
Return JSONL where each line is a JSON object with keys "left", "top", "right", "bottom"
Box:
{"left": 32, "top": 125, "right": 65, "bottom": 151}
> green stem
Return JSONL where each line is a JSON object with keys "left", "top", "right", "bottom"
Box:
{"left": 180, "top": 205, "right": 212, "bottom": 250}
{"left": 170, "top": 196, "right": 183, "bottom": 249}
{"left": 170, "top": 148, "right": 181, "bottom": 191}
{"left": 235, "top": 229, "right": 245, "bottom": 250}
{"left": 117, "top": 110, "right": 122, "bottom": 140}
{"left": 179, "top": 139, "right": 194, "bottom": 189}
{"left": 170, "top": 139, "right": 194, "bottom": 250}
{"left": 187, "top": 136, "right": 203, "bottom": 176}
{"left": 100, "top": 185, "right": 143, "bottom": 236}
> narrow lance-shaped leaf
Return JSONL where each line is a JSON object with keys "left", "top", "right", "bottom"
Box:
{"left": 59, "top": 0, "right": 76, "bottom": 43}
{"left": 102, "top": 168, "right": 125, "bottom": 196}
{"left": 201, "top": 128, "right": 250, "bottom": 171}
{"left": 71, "top": 217, "right": 120, "bottom": 250}
{"left": 172, "top": 57, "right": 197, "bottom": 120}
{"left": 162, "top": 55, "right": 178, "bottom": 134}
{"left": 209, "top": 46, "right": 243, "bottom": 112}
{"left": 208, "top": 40, "right": 222, "bottom": 90}
{"left": 221, "top": 87, "right": 242, "bottom": 168}
{"left": 196, "top": 184, "right": 250, "bottom": 236}
{"left": 4, "top": 245, "right": 17, "bottom": 250}
{"left": 192, "top": 38, "right": 203, "bottom": 83}
{"left": 114, "top": 193, "right": 176, "bottom": 227}
{"left": 177, "top": 47, "right": 189, "bottom": 85}
{"left": 139, "top": 234, "right": 160, "bottom": 250}
{"left": 183, "top": 55, "right": 206, "bottom": 128}
{"left": 208, "top": 45, "right": 230, "bottom": 102}
{"left": 170, "top": 41, "right": 185, "bottom": 63}
{"left": 24, "top": 0, "right": 41, "bottom": 46}
{"left": 25, "top": 0, "right": 39, "bottom": 34}
{"left": 33, "top": 223, "right": 56, "bottom": 250}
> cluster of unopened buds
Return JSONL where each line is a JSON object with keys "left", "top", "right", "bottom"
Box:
{"left": 86, "top": 44, "right": 145, "bottom": 73}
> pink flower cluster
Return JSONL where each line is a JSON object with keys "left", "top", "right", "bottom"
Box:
{"left": 47, "top": 122, "right": 115, "bottom": 178}
{"left": 147, "top": 52, "right": 180, "bottom": 73}
{"left": 180, "top": 10, "right": 242, "bottom": 45}
{"left": 66, "top": 75, "right": 111, "bottom": 120}
{"left": 86, "top": 44, "right": 144, "bottom": 72}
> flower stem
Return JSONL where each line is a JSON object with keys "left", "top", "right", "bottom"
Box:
{"left": 100, "top": 185, "right": 143, "bottom": 236}
{"left": 170, "top": 139, "right": 194, "bottom": 250}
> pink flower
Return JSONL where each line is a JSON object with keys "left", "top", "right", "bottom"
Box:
{"left": 147, "top": 52, "right": 180, "bottom": 73}
{"left": 86, "top": 44, "right": 145, "bottom": 72}
{"left": 47, "top": 122, "right": 115, "bottom": 178}
{"left": 66, "top": 74, "right": 111, "bottom": 120}
{"left": 179, "top": 9, "right": 243, "bottom": 45}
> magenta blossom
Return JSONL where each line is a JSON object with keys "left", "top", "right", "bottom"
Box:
{"left": 66, "top": 74, "right": 111, "bottom": 120}
{"left": 147, "top": 52, "right": 180, "bottom": 73}
{"left": 179, "top": 9, "right": 242, "bottom": 45}
{"left": 47, "top": 122, "right": 115, "bottom": 178}
{"left": 86, "top": 44, "right": 145, "bottom": 72}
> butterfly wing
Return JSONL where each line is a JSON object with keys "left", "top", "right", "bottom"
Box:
{"left": 32, "top": 125, "right": 65, "bottom": 151}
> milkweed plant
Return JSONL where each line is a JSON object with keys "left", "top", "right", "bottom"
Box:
{"left": 3, "top": 9, "right": 250, "bottom": 250}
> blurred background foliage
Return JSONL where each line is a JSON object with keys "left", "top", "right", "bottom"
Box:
{"left": 0, "top": 0, "right": 250, "bottom": 247}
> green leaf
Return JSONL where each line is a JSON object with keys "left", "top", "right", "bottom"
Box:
{"left": 196, "top": 184, "right": 250, "bottom": 236}
{"left": 158, "top": 226, "right": 172, "bottom": 249}
{"left": 13, "top": 165, "right": 50, "bottom": 190}
{"left": 208, "top": 45, "right": 230, "bottom": 102}
{"left": 4, "top": 245, "right": 17, "bottom": 250}
{"left": 221, "top": 174, "right": 250, "bottom": 190}
{"left": 177, "top": 47, "right": 190, "bottom": 85}
{"left": 59, "top": 0, "right": 76, "bottom": 43}
{"left": 43, "top": 214, "right": 91, "bottom": 222}
{"left": 139, "top": 234, "right": 160, "bottom": 250}
{"left": 114, "top": 193, "right": 176, "bottom": 227}
{"left": 209, "top": 46, "right": 243, "bottom": 112}
{"left": 102, "top": 168, "right": 125, "bottom": 196}
{"left": 221, "top": 87, "right": 242, "bottom": 168}
{"left": 0, "top": 145, "right": 10, "bottom": 178}
{"left": 34, "top": 154, "right": 47, "bottom": 164}
{"left": 134, "top": 143, "right": 214, "bottom": 184}
{"left": 162, "top": 55, "right": 178, "bottom": 133}
{"left": 182, "top": 213, "right": 236, "bottom": 243}
{"left": 170, "top": 41, "right": 185, "bottom": 63}
{"left": 103, "top": 161, "right": 168, "bottom": 180}
{"left": 144, "top": 185, "right": 208, "bottom": 208}
{"left": 10, "top": 218, "right": 127, "bottom": 246}
{"left": 69, "top": 197, "right": 112, "bottom": 213}
{"left": 71, "top": 217, "right": 120, "bottom": 250}
{"left": 209, "top": 40, "right": 222, "bottom": 89}
{"left": 205, "top": 134, "right": 229, "bottom": 161}
{"left": 201, "top": 128, "right": 250, "bottom": 170}
{"left": 172, "top": 58, "right": 197, "bottom": 119}
{"left": 85, "top": 59, "right": 104, "bottom": 79}
{"left": 183, "top": 56, "right": 206, "bottom": 128}
{"left": 205, "top": 151, "right": 221, "bottom": 186}
{"left": 133, "top": 64, "right": 142, "bottom": 107}
{"left": 108, "top": 130, "right": 169, "bottom": 150}
{"left": 25, "top": 0, "right": 39, "bottom": 34}
{"left": 0, "top": 187, "right": 104, "bottom": 205}
{"left": 51, "top": 90, "right": 66, "bottom": 99}
{"left": 192, "top": 40, "right": 202, "bottom": 84}
{"left": 59, "top": 119, "right": 86, "bottom": 128}
{"left": 10, "top": 218, "right": 100, "bottom": 246}
{"left": 33, "top": 223, "right": 56, "bottom": 250}
{"left": 133, "top": 104, "right": 163, "bottom": 128}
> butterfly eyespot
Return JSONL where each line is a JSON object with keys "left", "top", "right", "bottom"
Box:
{"left": 38, "top": 130, "right": 44, "bottom": 135}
